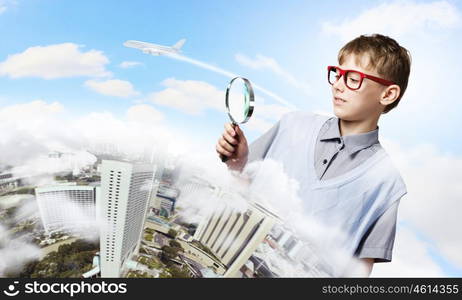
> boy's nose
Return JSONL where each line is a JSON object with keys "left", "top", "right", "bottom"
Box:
{"left": 332, "top": 75, "right": 345, "bottom": 91}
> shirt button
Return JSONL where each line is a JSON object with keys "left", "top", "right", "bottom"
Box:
{"left": 323, "top": 159, "right": 328, "bottom": 164}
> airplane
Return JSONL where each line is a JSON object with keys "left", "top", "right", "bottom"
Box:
{"left": 123, "top": 39, "right": 186, "bottom": 56}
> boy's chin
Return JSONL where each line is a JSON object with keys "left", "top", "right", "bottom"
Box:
{"left": 333, "top": 107, "right": 350, "bottom": 120}
{"left": 333, "top": 109, "right": 359, "bottom": 122}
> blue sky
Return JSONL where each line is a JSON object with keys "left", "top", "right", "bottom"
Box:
{"left": 0, "top": 0, "right": 461, "bottom": 277}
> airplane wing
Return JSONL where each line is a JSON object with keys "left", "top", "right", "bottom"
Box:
{"left": 123, "top": 40, "right": 156, "bottom": 50}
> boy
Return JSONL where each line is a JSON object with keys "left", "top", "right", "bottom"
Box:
{"left": 216, "top": 34, "right": 411, "bottom": 276}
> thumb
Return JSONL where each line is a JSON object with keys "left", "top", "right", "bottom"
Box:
{"left": 235, "top": 124, "right": 245, "bottom": 138}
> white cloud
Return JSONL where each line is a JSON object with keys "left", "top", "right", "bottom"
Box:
{"left": 0, "top": 0, "right": 13, "bottom": 14}
{"left": 146, "top": 78, "right": 293, "bottom": 134}
{"left": 236, "top": 53, "right": 311, "bottom": 94}
{"left": 157, "top": 53, "right": 295, "bottom": 109}
{"left": 0, "top": 43, "right": 111, "bottom": 79}
{"left": 119, "top": 61, "right": 142, "bottom": 68}
{"left": 244, "top": 96, "right": 293, "bottom": 133}
{"left": 11, "top": 150, "right": 97, "bottom": 179}
{"left": 0, "top": 100, "right": 68, "bottom": 166}
{"left": 126, "top": 104, "right": 164, "bottom": 123}
{"left": 73, "top": 108, "right": 177, "bottom": 158}
{"left": 0, "top": 224, "right": 42, "bottom": 277}
{"left": 245, "top": 116, "right": 273, "bottom": 133}
{"left": 149, "top": 79, "right": 289, "bottom": 119}
{"left": 0, "top": 100, "right": 64, "bottom": 125}
{"left": 3, "top": 100, "right": 213, "bottom": 175}
{"left": 381, "top": 138, "right": 462, "bottom": 270}
{"left": 253, "top": 97, "right": 293, "bottom": 121}
{"left": 147, "top": 78, "right": 225, "bottom": 115}
{"left": 322, "top": 1, "right": 461, "bottom": 41}
{"left": 0, "top": 100, "right": 170, "bottom": 167}
{"left": 84, "top": 79, "right": 140, "bottom": 98}
{"left": 371, "top": 226, "right": 445, "bottom": 277}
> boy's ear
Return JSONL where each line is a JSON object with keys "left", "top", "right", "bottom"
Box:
{"left": 380, "top": 84, "right": 401, "bottom": 106}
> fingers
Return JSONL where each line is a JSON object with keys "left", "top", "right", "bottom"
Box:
{"left": 223, "top": 123, "right": 238, "bottom": 145}
{"left": 216, "top": 127, "right": 237, "bottom": 157}
{"left": 216, "top": 123, "right": 247, "bottom": 160}
{"left": 225, "top": 122, "right": 235, "bottom": 136}
{"left": 219, "top": 137, "right": 235, "bottom": 152}
{"left": 216, "top": 141, "right": 233, "bottom": 157}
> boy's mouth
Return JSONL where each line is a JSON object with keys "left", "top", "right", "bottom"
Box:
{"left": 334, "top": 97, "right": 347, "bottom": 104}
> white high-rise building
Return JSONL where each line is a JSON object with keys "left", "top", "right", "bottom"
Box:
{"left": 99, "top": 160, "right": 156, "bottom": 278}
{"left": 193, "top": 192, "right": 279, "bottom": 278}
{"left": 35, "top": 184, "right": 96, "bottom": 234}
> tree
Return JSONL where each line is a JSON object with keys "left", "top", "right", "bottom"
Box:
{"left": 19, "top": 239, "right": 98, "bottom": 278}
{"left": 168, "top": 266, "right": 191, "bottom": 278}
{"left": 169, "top": 240, "right": 182, "bottom": 249}
{"left": 159, "top": 270, "right": 171, "bottom": 278}
{"left": 138, "top": 256, "right": 163, "bottom": 270}
{"left": 144, "top": 228, "right": 155, "bottom": 234}
{"left": 127, "top": 270, "right": 154, "bottom": 278}
{"left": 160, "top": 245, "right": 180, "bottom": 265}
{"left": 144, "top": 233, "right": 153, "bottom": 242}
{"left": 167, "top": 229, "right": 178, "bottom": 238}
{"left": 18, "top": 261, "right": 39, "bottom": 277}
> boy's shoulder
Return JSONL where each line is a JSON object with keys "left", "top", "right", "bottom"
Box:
{"left": 280, "top": 110, "right": 332, "bottom": 127}
{"left": 366, "top": 146, "right": 408, "bottom": 194}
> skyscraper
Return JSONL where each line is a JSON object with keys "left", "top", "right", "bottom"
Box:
{"left": 35, "top": 184, "right": 96, "bottom": 234}
{"left": 193, "top": 192, "right": 278, "bottom": 278}
{"left": 99, "top": 160, "right": 156, "bottom": 277}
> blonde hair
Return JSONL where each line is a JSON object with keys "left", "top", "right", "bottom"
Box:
{"left": 338, "top": 34, "right": 411, "bottom": 113}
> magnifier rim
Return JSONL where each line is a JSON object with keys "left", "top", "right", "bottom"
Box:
{"left": 225, "top": 76, "right": 255, "bottom": 124}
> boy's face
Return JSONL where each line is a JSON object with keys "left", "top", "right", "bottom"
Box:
{"left": 331, "top": 54, "right": 387, "bottom": 121}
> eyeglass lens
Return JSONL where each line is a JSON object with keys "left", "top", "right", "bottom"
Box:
{"left": 328, "top": 67, "right": 362, "bottom": 89}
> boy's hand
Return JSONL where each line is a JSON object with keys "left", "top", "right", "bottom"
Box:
{"left": 216, "top": 123, "right": 248, "bottom": 171}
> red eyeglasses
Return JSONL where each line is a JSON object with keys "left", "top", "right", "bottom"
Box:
{"left": 327, "top": 66, "right": 395, "bottom": 90}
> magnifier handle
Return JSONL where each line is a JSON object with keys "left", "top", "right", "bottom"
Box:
{"left": 220, "top": 123, "right": 237, "bottom": 163}
{"left": 220, "top": 154, "right": 229, "bottom": 163}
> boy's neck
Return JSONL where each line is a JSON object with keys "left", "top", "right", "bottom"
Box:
{"left": 339, "top": 117, "right": 379, "bottom": 136}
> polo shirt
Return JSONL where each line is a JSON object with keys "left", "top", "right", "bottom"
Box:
{"left": 247, "top": 114, "right": 400, "bottom": 262}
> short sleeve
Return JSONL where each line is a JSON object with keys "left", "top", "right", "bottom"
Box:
{"left": 248, "top": 121, "right": 280, "bottom": 163}
{"left": 354, "top": 200, "right": 400, "bottom": 263}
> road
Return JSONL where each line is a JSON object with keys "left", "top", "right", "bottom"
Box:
{"left": 40, "top": 237, "right": 78, "bottom": 258}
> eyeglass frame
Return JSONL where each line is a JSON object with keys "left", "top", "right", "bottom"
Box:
{"left": 327, "top": 66, "right": 395, "bottom": 90}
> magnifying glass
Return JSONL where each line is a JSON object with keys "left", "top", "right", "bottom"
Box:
{"left": 220, "top": 76, "right": 255, "bottom": 162}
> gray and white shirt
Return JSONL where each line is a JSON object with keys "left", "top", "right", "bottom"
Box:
{"left": 248, "top": 115, "right": 400, "bottom": 262}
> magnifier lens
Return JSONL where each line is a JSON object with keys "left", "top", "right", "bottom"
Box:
{"left": 227, "top": 78, "right": 250, "bottom": 124}
{"left": 221, "top": 77, "right": 254, "bottom": 163}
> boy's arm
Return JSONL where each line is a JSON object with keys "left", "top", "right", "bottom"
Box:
{"left": 354, "top": 201, "right": 400, "bottom": 265}
{"left": 360, "top": 258, "right": 375, "bottom": 276}
{"left": 343, "top": 258, "right": 374, "bottom": 277}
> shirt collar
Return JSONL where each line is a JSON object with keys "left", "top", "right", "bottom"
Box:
{"left": 319, "top": 117, "right": 341, "bottom": 141}
{"left": 320, "top": 117, "right": 379, "bottom": 155}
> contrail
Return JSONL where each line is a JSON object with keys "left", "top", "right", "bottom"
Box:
{"left": 167, "top": 53, "right": 297, "bottom": 110}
